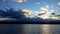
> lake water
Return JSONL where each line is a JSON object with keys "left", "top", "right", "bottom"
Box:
{"left": 0, "top": 24, "right": 60, "bottom": 34}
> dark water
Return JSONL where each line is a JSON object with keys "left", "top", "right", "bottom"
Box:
{"left": 0, "top": 24, "right": 60, "bottom": 34}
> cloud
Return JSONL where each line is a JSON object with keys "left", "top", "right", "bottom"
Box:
{"left": 40, "top": 6, "right": 55, "bottom": 14}
{"left": 16, "top": 0, "right": 27, "bottom": 3}
{"left": 20, "top": 5, "right": 56, "bottom": 19}
{"left": 36, "top": 2, "right": 40, "bottom": 5}
{"left": 38, "top": 6, "right": 58, "bottom": 19}
{"left": 29, "top": 6, "right": 49, "bottom": 18}
{"left": 45, "top": 5, "right": 49, "bottom": 8}
{"left": 21, "top": 9, "right": 39, "bottom": 18}
{"left": 22, "top": 9, "right": 31, "bottom": 17}
{"left": 50, "top": 10, "right": 54, "bottom": 12}
{"left": 22, "top": 9, "right": 30, "bottom": 13}
{"left": 16, "top": 0, "right": 23, "bottom": 3}
{"left": 29, "top": 10, "right": 40, "bottom": 18}
{"left": 58, "top": 2, "right": 60, "bottom": 5}
{"left": 40, "top": 7, "right": 48, "bottom": 11}
{"left": 34, "top": 11, "right": 40, "bottom": 15}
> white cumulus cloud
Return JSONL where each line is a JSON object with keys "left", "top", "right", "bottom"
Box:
{"left": 58, "top": 2, "right": 60, "bottom": 5}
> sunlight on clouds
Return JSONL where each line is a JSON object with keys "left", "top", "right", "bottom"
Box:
{"left": 22, "top": 10, "right": 39, "bottom": 18}
{"left": 39, "top": 15, "right": 50, "bottom": 19}
{"left": 16, "top": 0, "right": 23, "bottom": 3}
{"left": 16, "top": 0, "right": 27, "bottom": 3}
{"left": 23, "top": 5, "right": 59, "bottom": 20}
{"left": 21, "top": 6, "right": 59, "bottom": 20}
{"left": 29, "top": 6, "right": 57, "bottom": 19}
{"left": 38, "top": 6, "right": 58, "bottom": 19}
{"left": 40, "top": 7, "right": 48, "bottom": 11}
{"left": 40, "top": 11, "right": 45, "bottom": 13}
{"left": 22, "top": 9, "right": 31, "bottom": 17}
{"left": 58, "top": 2, "right": 60, "bottom": 5}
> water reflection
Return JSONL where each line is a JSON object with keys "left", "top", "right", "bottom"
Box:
{"left": 41, "top": 24, "right": 51, "bottom": 34}
{"left": 23, "top": 24, "right": 60, "bottom": 34}
{"left": 0, "top": 24, "right": 60, "bottom": 34}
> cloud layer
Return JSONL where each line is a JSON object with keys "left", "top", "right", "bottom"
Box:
{"left": 58, "top": 2, "right": 60, "bottom": 5}
{"left": 16, "top": 0, "right": 27, "bottom": 3}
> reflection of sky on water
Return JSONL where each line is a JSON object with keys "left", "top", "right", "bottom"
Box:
{"left": 23, "top": 24, "right": 42, "bottom": 34}
{"left": 0, "top": 24, "right": 60, "bottom": 34}
{"left": 23, "top": 24, "right": 60, "bottom": 34}
{"left": 41, "top": 24, "right": 51, "bottom": 34}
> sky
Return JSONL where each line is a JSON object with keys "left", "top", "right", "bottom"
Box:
{"left": 0, "top": 0, "right": 60, "bottom": 17}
